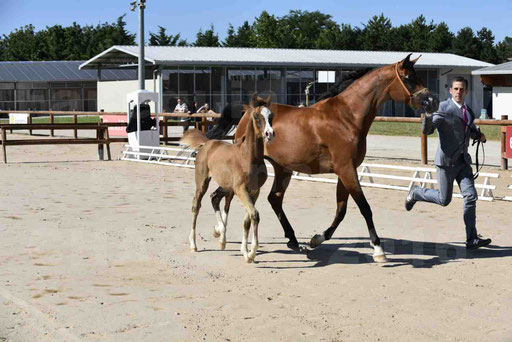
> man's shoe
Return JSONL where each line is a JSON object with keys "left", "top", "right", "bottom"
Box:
{"left": 405, "top": 185, "right": 418, "bottom": 211}
{"left": 466, "top": 236, "right": 492, "bottom": 250}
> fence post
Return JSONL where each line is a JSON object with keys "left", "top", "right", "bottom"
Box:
{"left": 73, "top": 112, "right": 78, "bottom": 139}
{"left": 420, "top": 114, "right": 427, "bottom": 165}
{"left": 28, "top": 113, "right": 33, "bottom": 136}
{"left": 202, "top": 116, "right": 207, "bottom": 134}
{"left": 164, "top": 116, "right": 168, "bottom": 145}
{"left": 50, "top": 113, "right": 55, "bottom": 137}
{"left": 501, "top": 115, "right": 508, "bottom": 170}
{"left": 1, "top": 127, "right": 6, "bottom": 163}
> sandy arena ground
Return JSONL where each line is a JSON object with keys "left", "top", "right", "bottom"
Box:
{"left": 1, "top": 140, "right": 511, "bottom": 342}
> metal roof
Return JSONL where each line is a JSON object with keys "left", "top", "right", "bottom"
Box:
{"left": 0, "top": 61, "right": 136, "bottom": 82}
{"left": 472, "top": 61, "right": 512, "bottom": 75}
{"left": 79, "top": 45, "right": 494, "bottom": 70}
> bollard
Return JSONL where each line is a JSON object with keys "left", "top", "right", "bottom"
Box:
{"left": 502, "top": 115, "right": 508, "bottom": 170}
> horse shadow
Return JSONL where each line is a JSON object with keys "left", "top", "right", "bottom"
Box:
{"left": 256, "top": 237, "right": 512, "bottom": 269}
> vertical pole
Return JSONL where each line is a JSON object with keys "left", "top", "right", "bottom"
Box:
{"left": 202, "top": 116, "right": 207, "bottom": 134}
{"left": 163, "top": 116, "right": 168, "bottom": 145}
{"left": 420, "top": 114, "right": 427, "bottom": 165}
{"left": 138, "top": 1, "right": 146, "bottom": 91}
{"left": 74, "top": 113, "right": 78, "bottom": 139}
{"left": 1, "top": 128, "right": 6, "bottom": 163}
{"left": 501, "top": 115, "right": 508, "bottom": 170}
{"left": 50, "top": 113, "right": 54, "bottom": 137}
{"left": 28, "top": 113, "right": 33, "bottom": 136}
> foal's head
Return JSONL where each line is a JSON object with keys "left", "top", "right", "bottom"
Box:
{"left": 244, "top": 94, "right": 275, "bottom": 143}
{"left": 388, "top": 54, "right": 439, "bottom": 113}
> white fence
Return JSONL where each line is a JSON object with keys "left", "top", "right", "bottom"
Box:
{"left": 121, "top": 145, "right": 500, "bottom": 202}
{"left": 505, "top": 175, "right": 512, "bottom": 202}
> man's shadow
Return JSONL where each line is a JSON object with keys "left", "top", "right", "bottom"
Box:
{"left": 257, "top": 237, "right": 512, "bottom": 269}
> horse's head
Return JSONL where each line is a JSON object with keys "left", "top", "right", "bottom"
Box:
{"left": 389, "top": 54, "right": 439, "bottom": 113}
{"left": 246, "top": 93, "right": 275, "bottom": 143}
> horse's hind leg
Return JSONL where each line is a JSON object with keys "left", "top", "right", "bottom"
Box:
{"left": 190, "top": 172, "right": 210, "bottom": 252}
{"left": 336, "top": 165, "right": 386, "bottom": 263}
{"left": 267, "top": 161, "right": 298, "bottom": 250}
{"left": 210, "top": 187, "right": 233, "bottom": 250}
{"left": 311, "top": 179, "right": 349, "bottom": 248}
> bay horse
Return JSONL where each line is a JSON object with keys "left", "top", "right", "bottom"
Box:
{"left": 181, "top": 94, "right": 275, "bottom": 263}
{"left": 207, "top": 54, "right": 439, "bottom": 262}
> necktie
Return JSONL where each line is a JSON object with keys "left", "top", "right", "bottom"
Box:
{"left": 462, "top": 105, "right": 469, "bottom": 125}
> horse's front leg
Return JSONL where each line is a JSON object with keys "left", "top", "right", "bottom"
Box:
{"left": 336, "top": 164, "right": 387, "bottom": 263}
{"left": 311, "top": 179, "right": 349, "bottom": 248}
{"left": 267, "top": 161, "right": 298, "bottom": 250}
{"left": 237, "top": 187, "right": 260, "bottom": 263}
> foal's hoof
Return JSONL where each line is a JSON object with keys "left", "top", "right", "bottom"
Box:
{"left": 310, "top": 234, "right": 325, "bottom": 249}
{"left": 213, "top": 227, "right": 220, "bottom": 238}
{"left": 219, "top": 241, "right": 226, "bottom": 250}
{"left": 190, "top": 247, "right": 198, "bottom": 252}
{"left": 373, "top": 254, "right": 388, "bottom": 263}
{"left": 246, "top": 256, "right": 254, "bottom": 264}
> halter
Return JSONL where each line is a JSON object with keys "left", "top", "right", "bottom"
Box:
{"left": 394, "top": 62, "right": 429, "bottom": 107}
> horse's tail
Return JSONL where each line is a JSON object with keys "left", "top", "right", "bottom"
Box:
{"left": 180, "top": 129, "right": 209, "bottom": 150}
{"left": 206, "top": 103, "right": 243, "bottom": 140}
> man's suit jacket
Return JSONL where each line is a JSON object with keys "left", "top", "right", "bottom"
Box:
{"left": 422, "top": 98, "right": 480, "bottom": 167}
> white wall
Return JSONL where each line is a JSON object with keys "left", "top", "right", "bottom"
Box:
{"left": 493, "top": 87, "right": 512, "bottom": 119}
{"left": 97, "top": 79, "right": 161, "bottom": 112}
{"left": 438, "top": 68, "right": 484, "bottom": 115}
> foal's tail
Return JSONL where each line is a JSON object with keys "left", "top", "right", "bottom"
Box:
{"left": 180, "top": 129, "right": 209, "bottom": 150}
{"left": 205, "top": 103, "right": 243, "bottom": 140}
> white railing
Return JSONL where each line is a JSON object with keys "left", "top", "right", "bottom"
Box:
{"left": 120, "top": 145, "right": 500, "bottom": 202}
{"left": 505, "top": 175, "right": 512, "bottom": 202}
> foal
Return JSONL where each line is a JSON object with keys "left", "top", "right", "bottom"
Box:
{"left": 181, "top": 94, "right": 274, "bottom": 263}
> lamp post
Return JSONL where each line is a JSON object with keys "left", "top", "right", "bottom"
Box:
{"left": 131, "top": 0, "right": 146, "bottom": 90}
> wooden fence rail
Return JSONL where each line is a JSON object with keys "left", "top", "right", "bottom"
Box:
{"left": 1, "top": 123, "right": 110, "bottom": 163}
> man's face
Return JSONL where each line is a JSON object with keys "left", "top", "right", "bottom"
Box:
{"left": 177, "top": 99, "right": 182, "bottom": 104}
{"left": 449, "top": 81, "right": 468, "bottom": 104}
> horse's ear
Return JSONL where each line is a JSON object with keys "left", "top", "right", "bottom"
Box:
{"left": 266, "top": 94, "right": 272, "bottom": 106}
{"left": 399, "top": 53, "right": 413, "bottom": 68}
{"left": 410, "top": 54, "right": 421, "bottom": 65}
{"left": 251, "top": 93, "right": 258, "bottom": 107}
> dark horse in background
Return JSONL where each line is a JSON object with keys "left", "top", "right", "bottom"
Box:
{"left": 207, "top": 54, "right": 439, "bottom": 262}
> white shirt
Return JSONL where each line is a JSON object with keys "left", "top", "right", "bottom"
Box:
{"left": 174, "top": 103, "right": 188, "bottom": 113}
{"left": 451, "top": 97, "right": 465, "bottom": 109}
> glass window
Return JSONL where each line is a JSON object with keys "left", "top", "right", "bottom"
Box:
{"left": 0, "top": 83, "right": 15, "bottom": 89}
{"left": 227, "top": 68, "right": 241, "bottom": 104}
{"left": 286, "top": 69, "right": 301, "bottom": 95}
{"left": 17, "top": 82, "right": 49, "bottom": 89}
{"left": 178, "top": 68, "right": 195, "bottom": 96}
{"left": 241, "top": 68, "right": 256, "bottom": 97}
{"left": 211, "top": 67, "right": 224, "bottom": 94}
{"left": 0, "top": 102, "right": 15, "bottom": 110}
{"left": 256, "top": 68, "right": 271, "bottom": 97}
{"left": 0, "top": 89, "right": 14, "bottom": 102}
{"left": 195, "top": 68, "right": 210, "bottom": 96}
{"left": 164, "top": 69, "right": 179, "bottom": 94}
{"left": 269, "top": 69, "right": 282, "bottom": 94}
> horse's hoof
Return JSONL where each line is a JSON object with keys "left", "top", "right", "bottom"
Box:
{"left": 310, "top": 234, "right": 325, "bottom": 249}
{"left": 213, "top": 227, "right": 220, "bottom": 238}
{"left": 373, "top": 254, "right": 387, "bottom": 263}
{"left": 190, "top": 247, "right": 198, "bottom": 252}
{"left": 219, "top": 241, "right": 226, "bottom": 250}
{"left": 287, "top": 240, "right": 300, "bottom": 251}
{"left": 246, "top": 257, "right": 254, "bottom": 263}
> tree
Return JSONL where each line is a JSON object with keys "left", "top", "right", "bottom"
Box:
{"left": 194, "top": 24, "right": 220, "bottom": 47}
{"left": 149, "top": 26, "right": 187, "bottom": 46}
{"left": 359, "top": 14, "right": 393, "bottom": 51}
{"left": 1, "top": 24, "right": 41, "bottom": 60}
{"left": 223, "top": 21, "right": 256, "bottom": 47}
{"left": 252, "top": 11, "right": 284, "bottom": 48}
{"left": 452, "top": 27, "right": 479, "bottom": 59}
{"left": 403, "top": 15, "right": 435, "bottom": 52}
{"left": 477, "top": 27, "right": 498, "bottom": 63}
{"left": 496, "top": 36, "right": 512, "bottom": 63}
{"left": 428, "top": 22, "right": 453, "bottom": 53}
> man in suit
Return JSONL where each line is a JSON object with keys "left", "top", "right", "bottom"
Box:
{"left": 405, "top": 76, "right": 491, "bottom": 250}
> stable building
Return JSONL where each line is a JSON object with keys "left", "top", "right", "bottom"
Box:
{"left": 472, "top": 60, "right": 512, "bottom": 119}
{"left": 79, "top": 46, "right": 493, "bottom": 116}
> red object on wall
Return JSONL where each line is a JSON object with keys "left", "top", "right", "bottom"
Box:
{"left": 507, "top": 126, "right": 512, "bottom": 159}
{"left": 102, "top": 115, "right": 127, "bottom": 137}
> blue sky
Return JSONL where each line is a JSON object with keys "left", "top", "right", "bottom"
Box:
{"left": 0, "top": 0, "right": 510, "bottom": 44}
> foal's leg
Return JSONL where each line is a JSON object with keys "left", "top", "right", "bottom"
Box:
{"left": 310, "top": 179, "right": 349, "bottom": 248}
{"left": 211, "top": 187, "right": 228, "bottom": 250}
{"left": 190, "top": 173, "right": 210, "bottom": 252}
{"left": 236, "top": 187, "right": 260, "bottom": 263}
{"left": 336, "top": 165, "right": 386, "bottom": 263}
{"left": 267, "top": 161, "right": 298, "bottom": 250}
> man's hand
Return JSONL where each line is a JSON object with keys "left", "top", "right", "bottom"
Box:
{"left": 480, "top": 133, "right": 487, "bottom": 143}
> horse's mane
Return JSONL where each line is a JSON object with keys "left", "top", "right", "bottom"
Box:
{"left": 317, "top": 68, "right": 373, "bottom": 101}
{"left": 206, "top": 96, "right": 268, "bottom": 140}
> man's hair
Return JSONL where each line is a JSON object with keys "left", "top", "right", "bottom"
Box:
{"left": 451, "top": 76, "right": 468, "bottom": 89}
